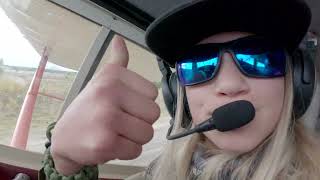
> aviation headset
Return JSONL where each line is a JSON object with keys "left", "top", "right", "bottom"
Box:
{"left": 158, "top": 46, "right": 316, "bottom": 128}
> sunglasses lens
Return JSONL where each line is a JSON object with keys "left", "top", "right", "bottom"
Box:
{"left": 177, "top": 56, "right": 219, "bottom": 85}
{"left": 233, "top": 37, "right": 286, "bottom": 77}
{"left": 235, "top": 49, "right": 286, "bottom": 77}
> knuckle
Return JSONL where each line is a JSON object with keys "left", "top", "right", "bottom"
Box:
{"left": 92, "top": 80, "right": 123, "bottom": 104}
{"left": 94, "top": 77, "right": 121, "bottom": 95}
{"left": 143, "top": 126, "right": 154, "bottom": 144}
{"left": 150, "top": 103, "right": 161, "bottom": 122}
{"left": 104, "top": 79, "right": 121, "bottom": 92}
{"left": 150, "top": 84, "right": 159, "bottom": 100}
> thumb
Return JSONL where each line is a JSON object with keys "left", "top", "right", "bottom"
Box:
{"left": 108, "top": 35, "right": 129, "bottom": 68}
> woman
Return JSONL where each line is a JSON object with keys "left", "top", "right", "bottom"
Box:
{"left": 144, "top": 32, "right": 320, "bottom": 180}
{"left": 40, "top": 0, "right": 320, "bottom": 179}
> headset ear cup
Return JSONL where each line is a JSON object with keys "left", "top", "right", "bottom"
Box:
{"left": 292, "top": 49, "right": 315, "bottom": 119}
{"left": 161, "top": 74, "right": 175, "bottom": 120}
{"left": 169, "top": 72, "right": 178, "bottom": 115}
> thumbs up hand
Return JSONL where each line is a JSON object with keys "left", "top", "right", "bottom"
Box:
{"left": 50, "top": 35, "right": 160, "bottom": 176}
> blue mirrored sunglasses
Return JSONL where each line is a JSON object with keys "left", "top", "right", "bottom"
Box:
{"left": 176, "top": 36, "right": 287, "bottom": 86}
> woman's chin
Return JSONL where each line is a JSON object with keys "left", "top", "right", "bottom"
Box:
{"left": 204, "top": 129, "right": 258, "bottom": 154}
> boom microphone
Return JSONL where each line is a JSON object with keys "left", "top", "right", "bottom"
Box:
{"left": 167, "top": 100, "right": 255, "bottom": 140}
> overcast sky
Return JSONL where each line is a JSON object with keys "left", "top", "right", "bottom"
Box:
{"left": 0, "top": 7, "right": 75, "bottom": 72}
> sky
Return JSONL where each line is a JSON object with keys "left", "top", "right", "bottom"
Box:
{"left": 0, "top": 7, "right": 76, "bottom": 72}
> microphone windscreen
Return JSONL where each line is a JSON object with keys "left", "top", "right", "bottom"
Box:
{"left": 213, "top": 100, "right": 255, "bottom": 131}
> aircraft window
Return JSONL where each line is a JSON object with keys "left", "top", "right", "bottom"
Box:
{"left": 0, "top": 1, "right": 101, "bottom": 154}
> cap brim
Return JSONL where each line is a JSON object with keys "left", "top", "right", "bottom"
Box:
{"left": 145, "top": 0, "right": 311, "bottom": 67}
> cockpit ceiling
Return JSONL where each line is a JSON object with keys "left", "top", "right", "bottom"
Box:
{"left": 90, "top": 0, "right": 320, "bottom": 35}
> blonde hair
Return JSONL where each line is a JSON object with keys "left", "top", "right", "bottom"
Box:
{"left": 149, "top": 51, "right": 320, "bottom": 180}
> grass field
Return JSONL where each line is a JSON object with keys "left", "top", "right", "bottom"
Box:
{"left": 0, "top": 68, "right": 75, "bottom": 152}
{"left": 0, "top": 67, "right": 170, "bottom": 160}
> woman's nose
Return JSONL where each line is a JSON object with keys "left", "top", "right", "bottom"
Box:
{"left": 211, "top": 52, "right": 250, "bottom": 97}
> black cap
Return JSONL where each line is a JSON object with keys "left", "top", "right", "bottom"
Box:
{"left": 145, "top": 0, "right": 312, "bottom": 67}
